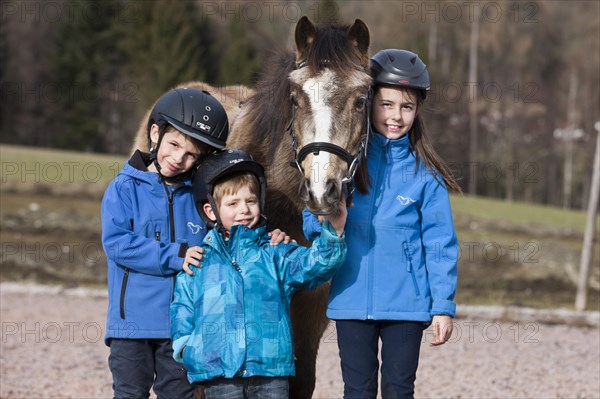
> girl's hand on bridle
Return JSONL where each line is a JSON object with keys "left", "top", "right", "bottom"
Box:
{"left": 268, "top": 229, "right": 296, "bottom": 245}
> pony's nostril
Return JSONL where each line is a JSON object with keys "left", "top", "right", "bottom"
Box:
{"left": 325, "top": 179, "right": 340, "bottom": 205}
{"left": 299, "top": 179, "right": 311, "bottom": 202}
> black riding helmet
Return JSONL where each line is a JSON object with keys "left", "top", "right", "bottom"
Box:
{"left": 193, "top": 149, "right": 267, "bottom": 231}
{"left": 370, "top": 49, "right": 430, "bottom": 99}
{"left": 147, "top": 87, "right": 229, "bottom": 154}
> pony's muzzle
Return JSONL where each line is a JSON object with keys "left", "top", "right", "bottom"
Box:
{"left": 299, "top": 178, "right": 341, "bottom": 215}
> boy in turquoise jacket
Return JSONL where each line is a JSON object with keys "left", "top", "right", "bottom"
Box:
{"left": 171, "top": 149, "right": 347, "bottom": 398}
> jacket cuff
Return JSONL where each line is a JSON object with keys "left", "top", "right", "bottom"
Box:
{"left": 321, "top": 221, "right": 344, "bottom": 241}
{"left": 178, "top": 243, "right": 189, "bottom": 258}
{"left": 172, "top": 335, "right": 189, "bottom": 363}
{"left": 431, "top": 299, "right": 456, "bottom": 318}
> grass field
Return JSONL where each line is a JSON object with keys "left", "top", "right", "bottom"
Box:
{"left": 1, "top": 144, "right": 599, "bottom": 310}
{"left": 450, "top": 195, "right": 591, "bottom": 233}
{"left": 1, "top": 143, "right": 594, "bottom": 228}
{"left": 0, "top": 144, "right": 127, "bottom": 185}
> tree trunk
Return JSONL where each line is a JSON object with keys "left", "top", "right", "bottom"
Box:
{"left": 468, "top": 14, "right": 480, "bottom": 195}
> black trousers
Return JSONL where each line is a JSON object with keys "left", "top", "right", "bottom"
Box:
{"left": 336, "top": 320, "right": 427, "bottom": 399}
{"left": 108, "top": 338, "right": 195, "bottom": 399}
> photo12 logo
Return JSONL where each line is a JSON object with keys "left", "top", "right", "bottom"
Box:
{"left": 398, "top": 1, "right": 538, "bottom": 24}
{"left": 1, "top": 1, "right": 141, "bottom": 24}
{"left": 1, "top": 321, "right": 104, "bottom": 344}
{"left": 1, "top": 161, "right": 122, "bottom": 184}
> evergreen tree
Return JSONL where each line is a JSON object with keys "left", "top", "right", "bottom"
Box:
{"left": 316, "top": 0, "right": 340, "bottom": 24}
{"left": 118, "top": 0, "right": 214, "bottom": 112}
{"left": 50, "top": 0, "right": 120, "bottom": 151}
{"left": 215, "top": 21, "right": 263, "bottom": 86}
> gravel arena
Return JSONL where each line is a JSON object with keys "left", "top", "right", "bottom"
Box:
{"left": 0, "top": 284, "right": 598, "bottom": 399}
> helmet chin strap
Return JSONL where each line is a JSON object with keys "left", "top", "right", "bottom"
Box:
{"left": 206, "top": 194, "right": 227, "bottom": 235}
{"left": 149, "top": 123, "right": 167, "bottom": 177}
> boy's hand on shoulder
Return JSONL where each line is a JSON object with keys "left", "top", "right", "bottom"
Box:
{"left": 182, "top": 246, "right": 204, "bottom": 275}
{"left": 268, "top": 229, "right": 296, "bottom": 245}
{"left": 324, "top": 196, "right": 348, "bottom": 237}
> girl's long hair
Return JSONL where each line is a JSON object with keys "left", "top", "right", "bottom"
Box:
{"left": 410, "top": 112, "right": 463, "bottom": 193}
{"left": 375, "top": 85, "right": 463, "bottom": 194}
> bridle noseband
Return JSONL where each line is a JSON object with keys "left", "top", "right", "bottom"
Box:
{"left": 287, "top": 65, "right": 372, "bottom": 203}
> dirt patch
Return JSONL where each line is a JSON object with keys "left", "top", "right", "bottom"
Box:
{"left": 1, "top": 286, "right": 599, "bottom": 398}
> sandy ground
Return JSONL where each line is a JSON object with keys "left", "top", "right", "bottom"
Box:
{"left": 1, "top": 285, "right": 599, "bottom": 399}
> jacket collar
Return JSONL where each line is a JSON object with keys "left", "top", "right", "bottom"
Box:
{"left": 128, "top": 150, "right": 151, "bottom": 171}
{"left": 370, "top": 131, "right": 412, "bottom": 159}
{"left": 124, "top": 150, "right": 193, "bottom": 187}
{"left": 204, "top": 225, "right": 268, "bottom": 251}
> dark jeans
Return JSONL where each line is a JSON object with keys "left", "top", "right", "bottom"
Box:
{"left": 336, "top": 320, "right": 427, "bottom": 399}
{"left": 108, "top": 338, "right": 195, "bottom": 399}
{"left": 203, "top": 376, "right": 289, "bottom": 399}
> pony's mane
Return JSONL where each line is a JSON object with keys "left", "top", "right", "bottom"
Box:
{"left": 303, "top": 23, "right": 366, "bottom": 75}
{"left": 241, "top": 23, "right": 367, "bottom": 157}
{"left": 243, "top": 52, "right": 296, "bottom": 156}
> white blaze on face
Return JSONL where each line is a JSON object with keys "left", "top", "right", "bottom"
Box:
{"left": 302, "top": 69, "right": 335, "bottom": 199}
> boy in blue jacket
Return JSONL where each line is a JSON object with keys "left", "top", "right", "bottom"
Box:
{"left": 170, "top": 149, "right": 347, "bottom": 398}
{"left": 304, "top": 49, "right": 462, "bottom": 398}
{"left": 101, "top": 88, "right": 229, "bottom": 398}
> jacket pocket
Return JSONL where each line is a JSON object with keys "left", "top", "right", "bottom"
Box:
{"left": 403, "top": 242, "right": 420, "bottom": 297}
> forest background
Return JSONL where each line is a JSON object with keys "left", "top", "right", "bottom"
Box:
{"left": 1, "top": 1, "right": 599, "bottom": 311}
{"left": 2, "top": 0, "right": 599, "bottom": 208}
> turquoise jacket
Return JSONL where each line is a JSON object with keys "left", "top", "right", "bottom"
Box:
{"left": 304, "top": 133, "right": 458, "bottom": 321}
{"left": 171, "top": 222, "right": 346, "bottom": 383}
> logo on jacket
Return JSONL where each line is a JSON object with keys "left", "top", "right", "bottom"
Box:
{"left": 187, "top": 222, "right": 203, "bottom": 234}
{"left": 396, "top": 195, "right": 416, "bottom": 205}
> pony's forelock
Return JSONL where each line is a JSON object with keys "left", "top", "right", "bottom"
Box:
{"left": 303, "top": 23, "right": 368, "bottom": 75}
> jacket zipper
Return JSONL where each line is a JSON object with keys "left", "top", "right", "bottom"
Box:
{"left": 119, "top": 268, "right": 129, "bottom": 319}
{"left": 366, "top": 145, "right": 386, "bottom": 319}
{"left": 162, "top": 181, "right": 178, "bottom": 295}
{"left": 231, "top": 258, "right": 241, "bottom": 273}
{"left": 403, "top": 242, "right": 420, "bottom": 297}
{"left": 162, "top": 182, "right": 176, "bottom": 242}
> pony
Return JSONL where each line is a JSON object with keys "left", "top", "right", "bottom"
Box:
{"left": 132, "top": 16, "right": 371, "bottom": 399}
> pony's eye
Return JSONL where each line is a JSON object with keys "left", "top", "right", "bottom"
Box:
{"left": 354, "top": 97, "right": 366, "bottom": 111}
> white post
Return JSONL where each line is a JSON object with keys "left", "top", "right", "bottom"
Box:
{"left": 554, "top": 127, "right": 584, "bottom": 209}
{"left": 575, "top": 122, "right": 600, "bottom": 311}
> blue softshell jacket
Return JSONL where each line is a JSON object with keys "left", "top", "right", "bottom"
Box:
{"left": 170, "top": 222, "right": 346, "bottom": 383}
{"left": 303, "top": 133, "right": 458, "bottom": 321}
{"left": 102, "top": 150, "right": 206, "bottom": 343}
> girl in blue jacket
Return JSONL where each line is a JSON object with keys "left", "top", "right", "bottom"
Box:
{"left": 304, "top": 49, "right": 462, "bottom": 398}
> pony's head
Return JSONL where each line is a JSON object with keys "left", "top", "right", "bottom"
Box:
{"left": 288, "top": 17, "right": 371, "bottom": 215}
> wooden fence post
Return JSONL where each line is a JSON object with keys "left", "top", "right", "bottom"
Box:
{"left": 575, "top": 122, "right": 600, "bottom": 311}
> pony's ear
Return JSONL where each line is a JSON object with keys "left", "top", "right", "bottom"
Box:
{"left": 295, "top": 16, "right": 316, "bottom": 63}
{"left": 347, "top": 19, "right": 370, "bottom": 56}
